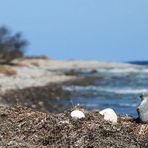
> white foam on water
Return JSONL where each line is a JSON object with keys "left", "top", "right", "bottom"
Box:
{"left": 97, "top": 68, "right": 138, "bottom": 73}
{"left": 97, "top": 87, "right": 148, "bottom": 94}
{"left": 80, "top": 104, "right": 99, "bottom": 107}
{"left": 118, "top": 103, "right": 138, "bottom": 107}
{"left": 141, "top": 69, "right": 148, "bottom": 73}
{"left": 63, "top": 86, "right": 148, "bottom": 95}
{"left": 96, "top": 68, "right": 148, "bottom": 74}
{"left": 79, "top": 103, "right": 137, "bottom": 108}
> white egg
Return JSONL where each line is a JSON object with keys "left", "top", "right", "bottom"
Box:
{"left": 70, "top": 110, "right": 85, "bottom": 119}
{"left": 99, "top": 108, "right": 117, "bottom": 123}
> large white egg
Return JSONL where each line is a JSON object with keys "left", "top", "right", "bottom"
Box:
{"left": 70, "top": 110, "right": 85, "bottom": 119}
{"left": 99, "top": 108, "right": 117, "bottom": 123}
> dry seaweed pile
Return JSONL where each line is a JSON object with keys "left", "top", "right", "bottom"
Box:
{"left": 0, "top": 83, "right": 71, "bottom": 113}
{"left": 0, "top": 106, "right": 148, "bottom": 147}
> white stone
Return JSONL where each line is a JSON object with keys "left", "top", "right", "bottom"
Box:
{"left": 99, "top": 108, "right": 117, "bottom": 123}
{"left": 70, "top": 110, "right": 85, "bottom": 119}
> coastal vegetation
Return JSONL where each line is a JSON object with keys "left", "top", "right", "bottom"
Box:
{"left": 0, "top": 26, "right": 27, "bottom": 64}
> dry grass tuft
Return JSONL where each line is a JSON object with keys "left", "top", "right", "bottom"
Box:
{"left": 0, "top": 66, "right": 16, "bottom": 76}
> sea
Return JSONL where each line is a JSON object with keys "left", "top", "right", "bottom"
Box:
{"left": 61, "top": 61, "right": 148, "bottom": 117}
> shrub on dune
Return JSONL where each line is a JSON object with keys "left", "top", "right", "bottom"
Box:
{"left": 0, "top": 26, "right": 28, "bottom": 64}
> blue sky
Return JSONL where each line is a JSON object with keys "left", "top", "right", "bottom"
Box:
{"left": 0, "top": 0, "right": 148, "bottom": 61}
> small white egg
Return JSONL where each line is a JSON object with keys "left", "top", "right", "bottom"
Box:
{"left": 70, "top": 110, "right": 85, "bottom": 119}
{"left": 99, "top": 108, "right": 117, "bottom": 123}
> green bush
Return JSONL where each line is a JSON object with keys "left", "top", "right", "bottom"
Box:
{"left": 0, "top": 26, "right": 28, "bottom": 63}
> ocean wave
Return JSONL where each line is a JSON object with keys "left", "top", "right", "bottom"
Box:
{"left": 63, "top": 86, "right": 148, "bottom": 95}
{"left": 75, "top": 103, "right": 137, "bottom": 108}
{"left": 118, "top": 103, "right": 138, "bottom": 107}
{"left": 96, "top": 68, "right": 148, "bottom": 74}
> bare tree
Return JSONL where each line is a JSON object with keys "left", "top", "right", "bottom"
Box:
{"left": 0, "top": 26, "right": 28, "bottom": 63}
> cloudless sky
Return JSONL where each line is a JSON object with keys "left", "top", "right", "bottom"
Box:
{"left": 0, "top": 0, "right": 148, "bottom": 61}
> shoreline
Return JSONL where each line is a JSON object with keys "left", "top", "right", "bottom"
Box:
{"left": 0, "top": 58, "right": 139, "bottom": 92}
{"left": 0, "top": 58, "right": 147, "bottom": 147}
{"left": 0, "top": 58, "right": 141, "bottom": 113}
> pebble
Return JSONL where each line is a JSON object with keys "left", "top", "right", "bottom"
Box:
{"left": 70, "top": 110, "right": 85, "bottom": 119}
{"left": 99, "top": 108, "right": 118, "bottom": 123}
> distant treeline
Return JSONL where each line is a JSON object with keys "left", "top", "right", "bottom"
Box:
{"left": 0, "top": 26, "right": 28, "bottom": 64}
